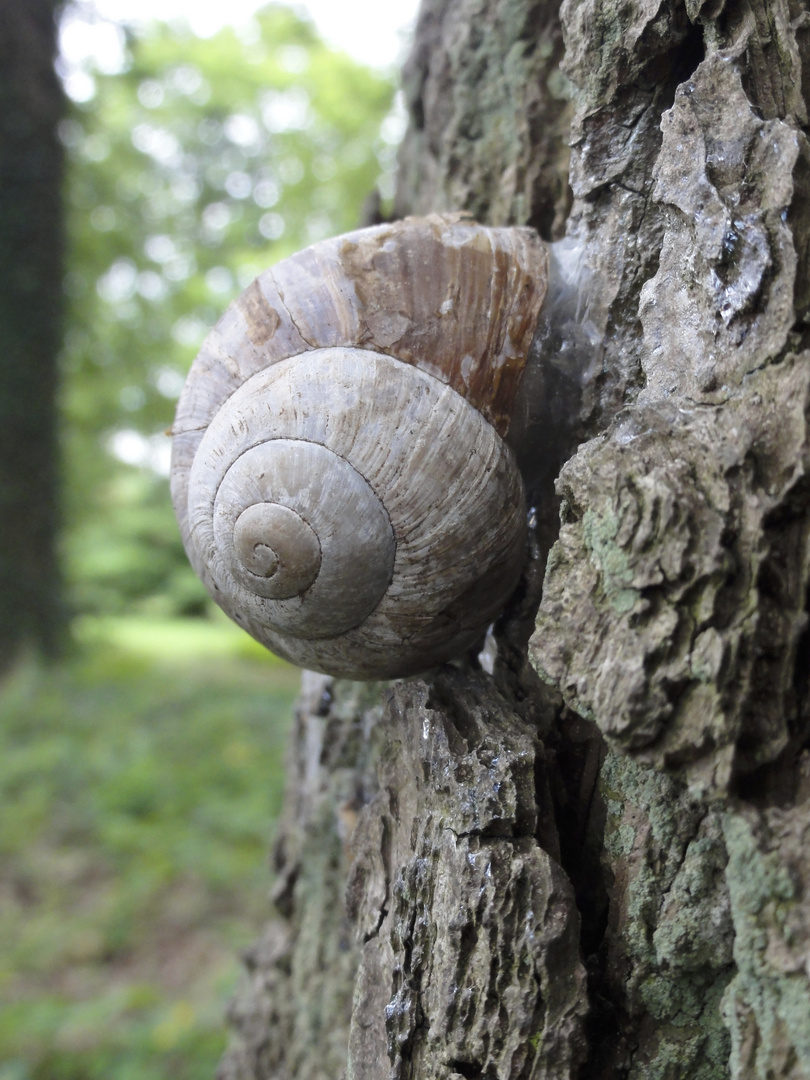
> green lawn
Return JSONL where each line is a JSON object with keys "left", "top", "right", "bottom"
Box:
{"left": 0, "top": 617, "right": 299, "bottom": 1080}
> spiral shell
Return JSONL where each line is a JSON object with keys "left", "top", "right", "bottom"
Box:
{"left": 171, "top": 214, "right": 548, "bottom": 679}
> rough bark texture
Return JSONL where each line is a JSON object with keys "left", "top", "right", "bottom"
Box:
{"left": 345, "top": 672, "right": 587, "bottom": 1080}
{"left": 220, "top": 1, "right": 810, "bottom": 1078}
{"left": 0, "top": 0, "right": 66, "bottom": 670}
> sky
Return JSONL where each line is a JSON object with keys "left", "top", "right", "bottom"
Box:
{"left": 62, "top": 0, "right": 421, "bottom": 72}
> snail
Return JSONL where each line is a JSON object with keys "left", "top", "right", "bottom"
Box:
{"left": 170, "top": 213, "right": 559, "bottom": 680}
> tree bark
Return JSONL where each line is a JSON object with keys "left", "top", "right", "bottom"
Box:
{"left": 0, "top": 0, "right": 67, "bottom": 670}
{"left": 219, "top": 1, "right": 810, "bottom": 1077}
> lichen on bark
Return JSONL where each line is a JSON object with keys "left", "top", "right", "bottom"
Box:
{"left": 532, "top": 5, "right": 810, "bottom": 792}
{"left": 722, "top": 783, "right": 810, "bottom": 1079}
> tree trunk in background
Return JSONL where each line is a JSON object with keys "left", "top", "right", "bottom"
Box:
{"left": 0, "top": 0, "right": 66, "bottom": 670}
{"left": 219, "top": 1, "right": 810, "bottom": 1078}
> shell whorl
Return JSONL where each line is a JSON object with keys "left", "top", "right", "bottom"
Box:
{"left": 171, "top": 214, "right": 549, "bottom": 679}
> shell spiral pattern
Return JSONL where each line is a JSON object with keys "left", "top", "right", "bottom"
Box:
{"left": 171, "top": 214, "right": 549, "bottom": 679}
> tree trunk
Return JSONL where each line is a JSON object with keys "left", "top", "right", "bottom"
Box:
{"left": 219, "top": 1, "right": 810, "bottom": 1077}
{"left": 0, "top": 0, "right": 67, "bottom": 670}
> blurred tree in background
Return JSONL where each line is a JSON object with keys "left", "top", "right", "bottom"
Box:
{"left": 60, "top": 3, "right": 395, "bottom": 625}
{"left": 0, "top": 0, "right": 67, "bottom": 671}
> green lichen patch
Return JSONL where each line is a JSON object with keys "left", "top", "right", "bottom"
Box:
{"left": 597, "top": 752, "right": 734, "bottom": 1078}
{"left": 722, "top": 806, "right": 810, "bottom": 1079}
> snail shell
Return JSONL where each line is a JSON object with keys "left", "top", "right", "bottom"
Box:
{"left": 171, "top": 213, "right": 548, "bottom": 679}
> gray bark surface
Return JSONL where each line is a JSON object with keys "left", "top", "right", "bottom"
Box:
{"left": 219, "top": 1, "right": 810, "bottom": 1078}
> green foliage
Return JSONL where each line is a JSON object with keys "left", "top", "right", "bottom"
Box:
{"left": 60, "top": 5, "right": 395, "bottom": 618}
{"left": 0, "top": 630, "right": 299, "bottom": 1080}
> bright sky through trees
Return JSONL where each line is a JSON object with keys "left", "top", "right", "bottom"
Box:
{"left": 61, "top": 0, "right": 419, "bottom": 74}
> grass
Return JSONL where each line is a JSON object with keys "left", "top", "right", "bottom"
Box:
{"left": 0, "top": 616, "right": 300, "bottom": 1080}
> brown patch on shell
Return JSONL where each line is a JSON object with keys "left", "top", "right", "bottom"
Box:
{"left": 172, "top": 213, "right": 548, "bottom": 443}
{"left": 237, "top": 280, "right": 281, "bottom": 347}
{"left": 338, "top": 214, "right": 547, "bottom": 435}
